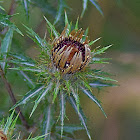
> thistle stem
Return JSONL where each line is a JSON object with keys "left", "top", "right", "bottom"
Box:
{"left": 0, "top": 66, "right": 30, "bottom": 129}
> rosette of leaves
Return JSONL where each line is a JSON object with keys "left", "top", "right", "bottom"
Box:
{"left": 8, "top": 13, "right": 116, "bottom": 140}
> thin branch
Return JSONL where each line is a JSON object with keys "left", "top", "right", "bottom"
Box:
{"left": 0, "top": 66, "right": 30, "bottom": 129}
{"left": 8, "top": 0, "right": 16, "bottom": 16}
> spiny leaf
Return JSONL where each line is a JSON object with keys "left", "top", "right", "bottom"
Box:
{"left": 93, "top": 75, "right": 117, "bottom": 82}
{"left": 80, "top": 86, "right": 107, "bottom": 118}
{"left": 91, "top": 57, "right": 110, "bottom": 64}
{"left": 82, "top": 79, "right": 92, "bottom": 93}
{"left": 9, "top": 67, "right": 42, "bottom": 73}
{"left": 79, "top": 75, "right": 92, "bottom": 92}
{"left": 0, "top": 28, "right": 13, "bottom": 71}
{"left": 27, "top": 133, "right": 48, "bottom": 140}
{"left": 19, "top": 71, "right": 35, "bottom": 88}
{"left": 82, "top": 27, "right": 89, "bottom": 41}
{"left": 0, "top": 6, "right": 5, "bottom": 11}
{"left": 42, "top": 104, "right": 55, "bottom": 140}
{"left": 0, "top": 13, "right": 23, "bottom": 36}
{"left": 31, "top": 0, "right": 56, "bottom": 17}
{"left": 64, "top": 12, "right": 72, "bottom": 35}
{"left": 23, "top": 24, "right": 48, "bottom": 50}
{"left": 27, "top": 135, "right": 45, "bottom": 140}
{"left": 54, "top": 0, "right": 65, "bottom": 25}
{"left": 89, "top": 0, "right": 103, "bottom": 16}
{"left": 22, "top": 0, "right": 30, "bottom": 18}
{"left": 30, "top": 83, "right": 53, "bottom": 117}
{"left": 88, "top": 69, "right": 112, "bottom": 76}
{"left": 88, "top": 37, "right": 101, "bottom": 46}
{"left": 70, "top": 87, "right": 80, "bottom": 112}
{"left": 4, "top": 110, "right": 15, "bottom": 134}
{"left": 10, "top": 112, "right": 19, "bottom": 130}
{"left": 59, "top": 93, "right": 66, "bottom": 137}
{"left": 75, "top": 17, "right": 79, "bottom": 30}
{"left": 68, "top": 96, "right": 92, "bottom": 140}
{"left": 65, "top": 80, "right": 70, "bottom": 93}
{"left": 44, "top": 16, "right": 60, "bottom": 38}
{"left": 0, "top": 118, "right": 5, "bottom": 127}
{"left": 9, "top": 53, "right": 35, "bottom": 62}
{"left": 64, "top": 11, "right": 69, "bottom": 26}
{"left": 89, "top": 82, "right": 117, "bottom": 87}
{"left": 94, "top": 45, "right": 112, "bottom": 55}
{"left": 81, "top": 0, "right": 88, "bottom": 18}
{"left": 2, "top": 59, "right": 35, "bottom": 67}
{"left": 10, "top": 85, "right": 45, "bottom": 110}
{"left": 56, "top": 125, "right": 84, "bottom": 135}
{"left": 52, "top": 81, "right": 60, "bottom": 103}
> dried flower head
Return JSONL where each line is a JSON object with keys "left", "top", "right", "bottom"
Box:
{"left": 0, "top": 131, "right": 7, "bottom": 140}
{"left": 52, "top": 26, "right": 91, "bottom": 74}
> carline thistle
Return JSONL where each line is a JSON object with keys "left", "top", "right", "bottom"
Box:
{"left": 51, "top": 25, "right": 91, "bottom": 74}
{"left": 11, "top": 14, "right": 114, "bottom": 140}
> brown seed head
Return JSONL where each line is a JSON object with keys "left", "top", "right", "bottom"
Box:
{"left": 52, "top": 27, "right": 91, "bottom": 74}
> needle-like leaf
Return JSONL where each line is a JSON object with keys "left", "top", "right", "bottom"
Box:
{"left": 59, "top": 93, "right": 66, "bottom": 137}
{"left": 0, "top": 28, "right": 13, "bottom": 71}
{"left": 81, "top": 0, "right": 88, "bottom": 18}
{"left": 19, "top": 71, "right": 35, "bottom": 88}
{"left": 88, "top": 37, "right": 101, "bottom": 46}
{"left": 52, "top": 81, "right": 60, "bottom": 103}
{"left": 22, "top": 0, "right": 30, "bottom": 18}
{"left": 68, "top": 96, "right": 92, "bottom": 140}
{"left": 56, "top": 125, "right": 84, "bottom": 135}
{"left": 80, "top": 86, "right": 107, "bottom": 118}
{"left": 0, "top": 13, "right": 23, "bottom": 36}
{"left": 23, "top": 24, "right": 48, "bottom": 51}
{"left": 89, "top": 0, "right": 103, "bottom": 16}
{"left": 30, "top": 83, "right": 53, "bottom": 117}
{"left": 4, "top": 110, "right": 15, "bottom": 134}
{"left": 89, "top": 82, "right": 117, "bottom": 87}
{"left": 0, "top": 6, "right": 5, "bottom": 11}
{"left": 70, "top": 87, "right": 80, "bottom": 112}
{"left": 44, "top": 16, "right": 60, "bottom": 38}
{"left": 54, "top": 0, "right": 65, "bottom": 25}
{"left": 42, "top": 104, "right": 55, "bottom": 140}
{"left": 94, "top": 45, "right": 112, "bottom": 55}
{"left": 91, "top": 57, "right": 110, "bottom": 64}
{"left": 10, "top": 85, "right": 45, "bottom": 110}
{"left": 93, "top": 75, "right": 117, "bottom": 82}
{"left": 9, "top": 67, "right": 42, "bottom": 73}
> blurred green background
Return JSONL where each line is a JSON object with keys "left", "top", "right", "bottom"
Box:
{"left": 0, "top": 0, "right": 140, "bottom": 139}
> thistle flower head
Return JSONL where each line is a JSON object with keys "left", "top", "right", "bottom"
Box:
{"left": 52, "top": 26, "right": 91, "bottom": 74}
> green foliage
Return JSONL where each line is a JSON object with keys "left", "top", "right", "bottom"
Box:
{"left": 21, "top": 0, "right": 30, "bottom": 19}
{"left": 0, "top": 13, "right": 23, "bottom": 35}
{"left": 0, "top": 28, "right": 13, "bottom": 71}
